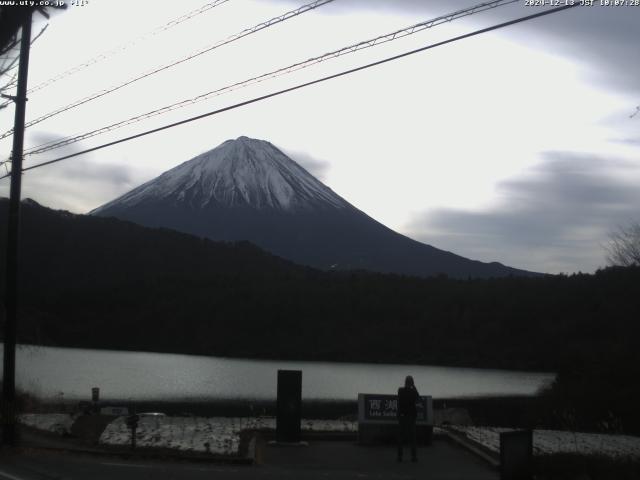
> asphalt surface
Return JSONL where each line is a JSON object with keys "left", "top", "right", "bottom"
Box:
{"left": 0, "top": 438, "right": 498, "bottom": 480}
{"left": 260, "top": 439, "right": 498, "bottom": 479}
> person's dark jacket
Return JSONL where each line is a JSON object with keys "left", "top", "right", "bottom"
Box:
{"left": 397, "top": 385, "right": 420, "bottom": 418}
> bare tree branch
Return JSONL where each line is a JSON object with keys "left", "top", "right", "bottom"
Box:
{"left": 0, "top": 21, "right": 50, "bottom": 110}
{"left": 606, "top": 222, "right": 640, "bottom": 267}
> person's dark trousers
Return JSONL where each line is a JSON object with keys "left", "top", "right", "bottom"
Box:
{"left": 397, "top": 415, "right": 417, "bottom": 461}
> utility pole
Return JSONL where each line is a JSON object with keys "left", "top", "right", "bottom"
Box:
{"left": 2, "top": 10, "right": 32, "bottom": 447}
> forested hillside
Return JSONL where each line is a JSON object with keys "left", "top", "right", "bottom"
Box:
{"left": 1, "top": 199, "right": 639, "bottom": 373}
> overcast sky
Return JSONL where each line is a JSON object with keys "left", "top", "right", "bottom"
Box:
{"left": 1, "top": 0, "right": 638, "bottom": 274}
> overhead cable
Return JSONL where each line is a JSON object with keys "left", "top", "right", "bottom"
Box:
{"left": 0, "top": 0, "right": 335, "bottom": 140}
{"left": 0, "top": 3, "right": 580, "bottom": 181}
{"left": 19, "top": 0, "right": 519, "bottom": 156}
{"left": 28, "top": 0, "right": 230, "bottom": 96}
{"left": 0, "top": 1, "right": 231, "bottom": 111}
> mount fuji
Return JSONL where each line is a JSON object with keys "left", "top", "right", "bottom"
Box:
{"left": 92, "top": 136, "right": 534, "bottom": 278}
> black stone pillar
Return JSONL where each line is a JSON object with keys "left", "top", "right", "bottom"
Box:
{"left": 276, "top": 370, "right": 302, "bottom": 442}
{"left": 500, "top": 429, "right": 533, "bottom": 480}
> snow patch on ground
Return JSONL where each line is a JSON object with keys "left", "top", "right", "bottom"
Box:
{"left": 301, "top": 418, "right": 358, "bottom": 433}
{"left": 19, "top": 413, "right": 74, "bottom": 435}
{"left": 99, "top": 416, "right": 357, "bottom": 456}
{"left": 450, "top": 426, "right": 640, "bottom": 460}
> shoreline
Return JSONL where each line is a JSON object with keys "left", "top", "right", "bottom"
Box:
{"left": 29, "top": 395, "right": 545, "bottom": 426}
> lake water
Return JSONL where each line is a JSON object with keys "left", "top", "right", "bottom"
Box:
{"left": 2, "top": 345, "right": 554, "bottom": 402}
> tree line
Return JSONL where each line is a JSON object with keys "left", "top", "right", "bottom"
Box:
{"left": 1, "top": 199, "right": 638, "bottom": 370}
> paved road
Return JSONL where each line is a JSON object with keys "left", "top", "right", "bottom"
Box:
{"left": 260, "top": 439, "right": 498, "bottom": 479}
{"left": 0, "top": 439, "right": 498, "bottom": 480}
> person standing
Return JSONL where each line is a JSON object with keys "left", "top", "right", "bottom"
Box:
{"left": 397, "top": 375, "right": 420, "bottom": 462}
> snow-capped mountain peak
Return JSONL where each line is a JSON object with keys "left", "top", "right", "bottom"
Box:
{"left": 91, "top": 136, "right": 536, "bottom": 278}
{"left": 93, "top": 136, "right": 349, "bottom": 213}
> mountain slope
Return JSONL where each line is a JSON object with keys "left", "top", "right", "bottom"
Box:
{"left": 92, "top": 136, "right": 536, "bottom": 278}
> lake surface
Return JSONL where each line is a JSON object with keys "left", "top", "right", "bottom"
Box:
{"left": 2, "top": 345, "right": 554, "bottom": 402}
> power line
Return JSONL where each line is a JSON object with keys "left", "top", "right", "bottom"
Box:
{"left": 0, "top": 3, "right": 580, "bottom": 181}
{"left": 0, "top": 2, "right": 230, "bottom": 112}
{"left": 0, "top": 0, "right": 230, "bottom": 110}
{"left": 18, "top": 0, "right": 519, "bottom": 157}
{"left": 0, "top": 0, "right": 335, "bottom": 140}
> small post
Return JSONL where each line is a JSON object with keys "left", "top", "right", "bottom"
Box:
{"left": 91, "top": 387, "right": 100, "bottom": 413}
{"left": 126, "top": 408, "right": 139, "bottom": 450}
{"left": 2, "top": 11, "right": 33, "bottom": 447}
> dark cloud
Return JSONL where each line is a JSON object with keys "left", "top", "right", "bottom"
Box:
{"left": 433, "top": 3, "right": 638, "bottom": 95}
{"left": 278, "top": 0, "right": 640, "bottom": 97}
{"left": 611, "top": 137, "right": 640, "bottom": 146}
{"left": 511, "top": 6, "right": 640, "bottom": 95}
{"left": 20, "top": 157, "right": 137, "bottom": 213}
{"left": 0, "top": 132, "right": 140, "bottom": 212}
{"left": 24, "top": 132, "right": 134, "bottom": 185}
{"left": 279, "top": 146, "right": 331, "bottom": 181}
{"left": 54, "top": 158, "right": 133, "bottom": 184}
{"left": 406, "top": 152, "right": 640, "bottom": 274}
{"left": 27, "top": 132, "right": 84, "bottom": 158}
